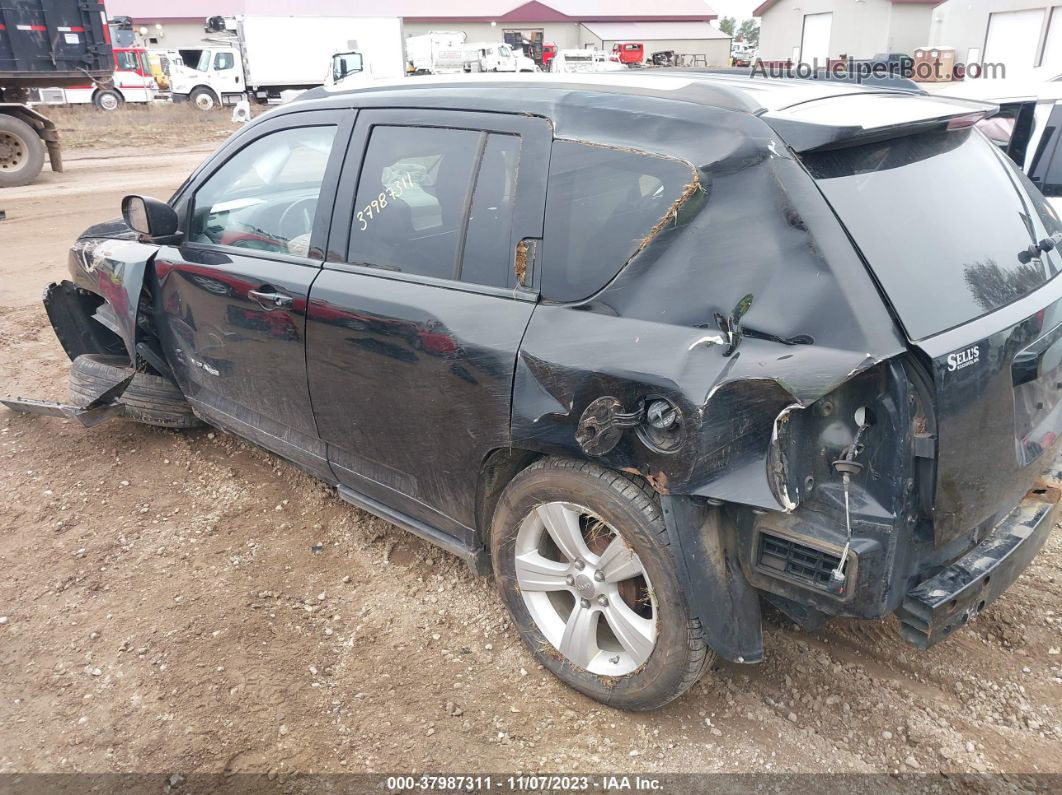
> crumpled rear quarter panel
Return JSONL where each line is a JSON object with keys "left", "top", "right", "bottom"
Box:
{"left": 513, "top": 106, "right": 907, "bottom": 511}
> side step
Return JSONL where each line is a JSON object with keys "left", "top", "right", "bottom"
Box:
{"left": 336, "top": 485, "right": 489, "bottom": 575}
{"left": 1, "top": 371, "right": 133, "bottom": 428}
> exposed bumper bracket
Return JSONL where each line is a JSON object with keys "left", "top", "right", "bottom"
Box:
{"left": 897, "top": 456, "right": 1062, "bottom": 648}
{"left": 1, "top": 370, "right": 133, "bottom": 428}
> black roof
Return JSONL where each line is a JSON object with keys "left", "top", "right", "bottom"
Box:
{"left": 287, "top": 72, "right": 991, "bottom": 156}
{"left": 297, "top": 71, "right": 909, "bottom": 116}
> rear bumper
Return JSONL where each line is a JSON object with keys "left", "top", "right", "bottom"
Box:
{"left": 896, "top": 455, "right": 1062, "bottom": 648}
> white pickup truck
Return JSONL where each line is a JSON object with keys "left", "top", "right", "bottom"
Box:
{"left": 432, "top": 42, "right": 537, "bottom": 74}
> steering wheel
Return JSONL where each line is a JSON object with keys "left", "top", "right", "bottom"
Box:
{"left": 278, "top": 197, "right": 318, "bottom": 242}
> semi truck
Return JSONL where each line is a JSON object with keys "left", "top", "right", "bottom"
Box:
{"left": 169, "top": 15, "right": 405, "bottom": 109}
{"left": 0, "top": 0, "right": 114, "bottom": 186}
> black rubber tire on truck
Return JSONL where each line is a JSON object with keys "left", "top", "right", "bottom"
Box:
{"left": 69, "top": 354, "right": 202, "bottom": 429}
{"left": 0, "top": 114, "right": 45, "bottom": 188}
{"left": 190, "top": 87, "right": 220, "bottom": 111}
{"left": 92, "top": 89, "right": 123, "bottom": 111}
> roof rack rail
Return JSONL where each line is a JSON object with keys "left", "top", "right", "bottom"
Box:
{"left": 664, "top": 66, "right": 926, "bottom": 95}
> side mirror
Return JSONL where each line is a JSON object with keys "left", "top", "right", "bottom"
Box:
{"left": 122, "top": 195, "right": 179, "bottom": 240}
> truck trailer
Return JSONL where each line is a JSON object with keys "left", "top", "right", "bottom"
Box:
{"left": 169, "top": 15, "right": 405, "bottom": 109}
{"left": 0, "top": 0, "right": 113, "bottom": 186}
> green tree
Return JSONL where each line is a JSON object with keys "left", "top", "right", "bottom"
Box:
{"left": 718, "top": 16, "right": 736, "bottom": 36}
{"left": 738, "top": 19, "right": 760, "bottom": 46}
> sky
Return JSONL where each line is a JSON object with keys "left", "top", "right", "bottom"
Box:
{"left": 708, "top": 0, "right": 761, "bottom": 24}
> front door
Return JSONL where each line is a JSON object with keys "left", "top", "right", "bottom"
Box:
{"left": 154, "top": 110, "right": 350, "bottom": 477}
{"left": 306, "top": 109, "right": 551, "bottom": 539}
{"left": 209, "top": 49, "right": 243, "bottom": 95}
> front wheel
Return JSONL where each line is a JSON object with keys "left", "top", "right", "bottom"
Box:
{"left": 490, "top": 457, "right": 714, "bottom": 710}
{"left": 93, "top": 89, "right": 122, "bottom": 111}
{"left": 190, "top": 87, "right": 219, "bottom": 111}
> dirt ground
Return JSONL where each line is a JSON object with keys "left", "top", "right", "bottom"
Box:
{"left": 0, "top": 109, "right": 1061, "bottom": 781}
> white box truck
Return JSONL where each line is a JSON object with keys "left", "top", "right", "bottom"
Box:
{"left": 169, "top": 15, "right": 405, "bottom": 109}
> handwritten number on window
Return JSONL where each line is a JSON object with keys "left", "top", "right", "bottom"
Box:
{"left": 356, "top": 171, "right": 416, "bottom": 231}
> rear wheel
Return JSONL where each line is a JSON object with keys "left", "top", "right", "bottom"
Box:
{"left": 70, "top": 354, "right": 201, "bottom": 429}
{"left": 490, "top": 457, "right": 713, "bottom": 710}
{"left": 0, "top": 114, "right": 45, "bottom": 188}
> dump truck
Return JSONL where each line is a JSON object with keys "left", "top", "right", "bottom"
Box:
{"left": 0, "top": 0, "right": 114, "bottom": 186}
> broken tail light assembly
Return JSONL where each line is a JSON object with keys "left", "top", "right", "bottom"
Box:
{"left": 747, "top": 358, "right": 932, "bottom": 618}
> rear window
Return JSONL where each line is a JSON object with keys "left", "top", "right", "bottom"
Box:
{"left": 804, "top": 129, "right": 1062, "bottom": 339}
{"left": 542, "top": 140, "right": 694, "bottom": 302}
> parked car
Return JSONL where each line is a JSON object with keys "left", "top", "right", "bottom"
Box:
{"left": 851, "top": 51, "right": 913, "bottom": 73}
{"left": 7, "top": 73, "right": 1062, "bottom": 710}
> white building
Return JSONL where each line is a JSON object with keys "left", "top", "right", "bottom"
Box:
{"left": 930, "top": 1, "right": 1062, "bottom": 77}
{"left": 756, "top": 0, "right": 940, "bottom": 63}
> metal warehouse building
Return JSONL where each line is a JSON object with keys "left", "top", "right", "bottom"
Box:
{"left": 929, "top": 0, "right": 1062, "bottom": 77}
{"left": 107, "top": 0, "right": 731, "bottom": 66}
{"left": 756, "top": 0, "right": 939, "bottom": 63}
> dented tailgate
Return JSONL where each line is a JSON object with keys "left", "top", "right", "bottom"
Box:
{"left": 803, "top": 118, "right": 1062, "bottom": 546}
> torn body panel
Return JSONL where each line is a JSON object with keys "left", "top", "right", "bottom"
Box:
{"left": 2, "top": 368, "right": 132, "bottom": 427}
{"left": 65, "top": 220, "right": 157, "bottom": 366}
{"left": 512, "top": 106, "right": 906, "bottom": 514}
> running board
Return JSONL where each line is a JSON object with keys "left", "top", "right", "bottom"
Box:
{"left": 1, "top": 371, "right": 133, "bottom": 428}
{"left": 336, "top": 484, "right": 489, "bottom": 575}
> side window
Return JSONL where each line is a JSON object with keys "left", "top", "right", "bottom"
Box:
{"left": 348, "top": 126, "right": 521, "bottom": 288}
{"left": 115, "top": 51, "right": 137, "bottom": 71}
{"left": 541, "top": 140, "right": 695, "bottom": 302}
{"left": 460, "top": 133, "right": 521, "bottom": 286}
{"left": 190, "top": 126, "right": 337, "bottom": 257}
{"left": 214, "top": 52, "right": 235, "bottom": 70}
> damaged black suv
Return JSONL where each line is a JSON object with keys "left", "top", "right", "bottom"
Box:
{"left": 8, "top": 73, "right": 1062, "bottom": 710}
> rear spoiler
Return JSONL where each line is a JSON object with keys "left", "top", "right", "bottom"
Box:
{"left": 763, "top": 93, "right": 999, "bottom": 153}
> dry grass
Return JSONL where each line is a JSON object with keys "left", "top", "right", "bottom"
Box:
{"left": 43, "top": 102, "right": 247, "bottom": 150}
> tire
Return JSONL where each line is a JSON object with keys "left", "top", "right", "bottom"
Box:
{"left": 190, "top": 87, "right": 219, "bottom": 111}
{"left": 0, "top": 114, "right": 45, "bottom": 188}
{"left": 490, "top": 457, "right": 714, "bottom": 710}
{"left": 93, "top": 89, "right": 123, "bottom": 111}
{"left": 69, "top": 354, "right": 201, "bottom": 429}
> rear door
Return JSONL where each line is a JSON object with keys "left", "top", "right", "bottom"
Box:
{"left": 155, "top": 109, "right": 350, "bottom": 478}
{"left": 803, "top": 125, "right": 1062, "bottom": 546}
{"left": 307, "top": 109, "right": 550, "bottom": 538}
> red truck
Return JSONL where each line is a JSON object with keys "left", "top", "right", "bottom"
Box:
{"left": 612, "top": 42, "right": 644, "bottom": 65}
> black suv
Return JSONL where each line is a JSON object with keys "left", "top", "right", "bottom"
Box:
{"left": 7, "top": 73, "right": 1062, "bottom": 710}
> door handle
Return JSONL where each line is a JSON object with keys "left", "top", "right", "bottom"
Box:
{"left": 248, "top": 288, "right": 294, "bottom": 310}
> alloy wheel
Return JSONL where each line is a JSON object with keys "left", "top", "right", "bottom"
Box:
{"left": 514, "top": 501, "right": 657, "bottom": 675}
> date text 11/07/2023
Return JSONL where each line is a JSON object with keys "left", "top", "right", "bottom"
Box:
{"left": 384, "top": 775, "right": 665, "bottom": 791}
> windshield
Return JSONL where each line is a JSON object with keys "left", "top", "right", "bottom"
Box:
{"left": 804, "top": 128, "right": 1062, "bottom": 339}
{"left": 176, "top": 49, "right": 211, "bottom": 72}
